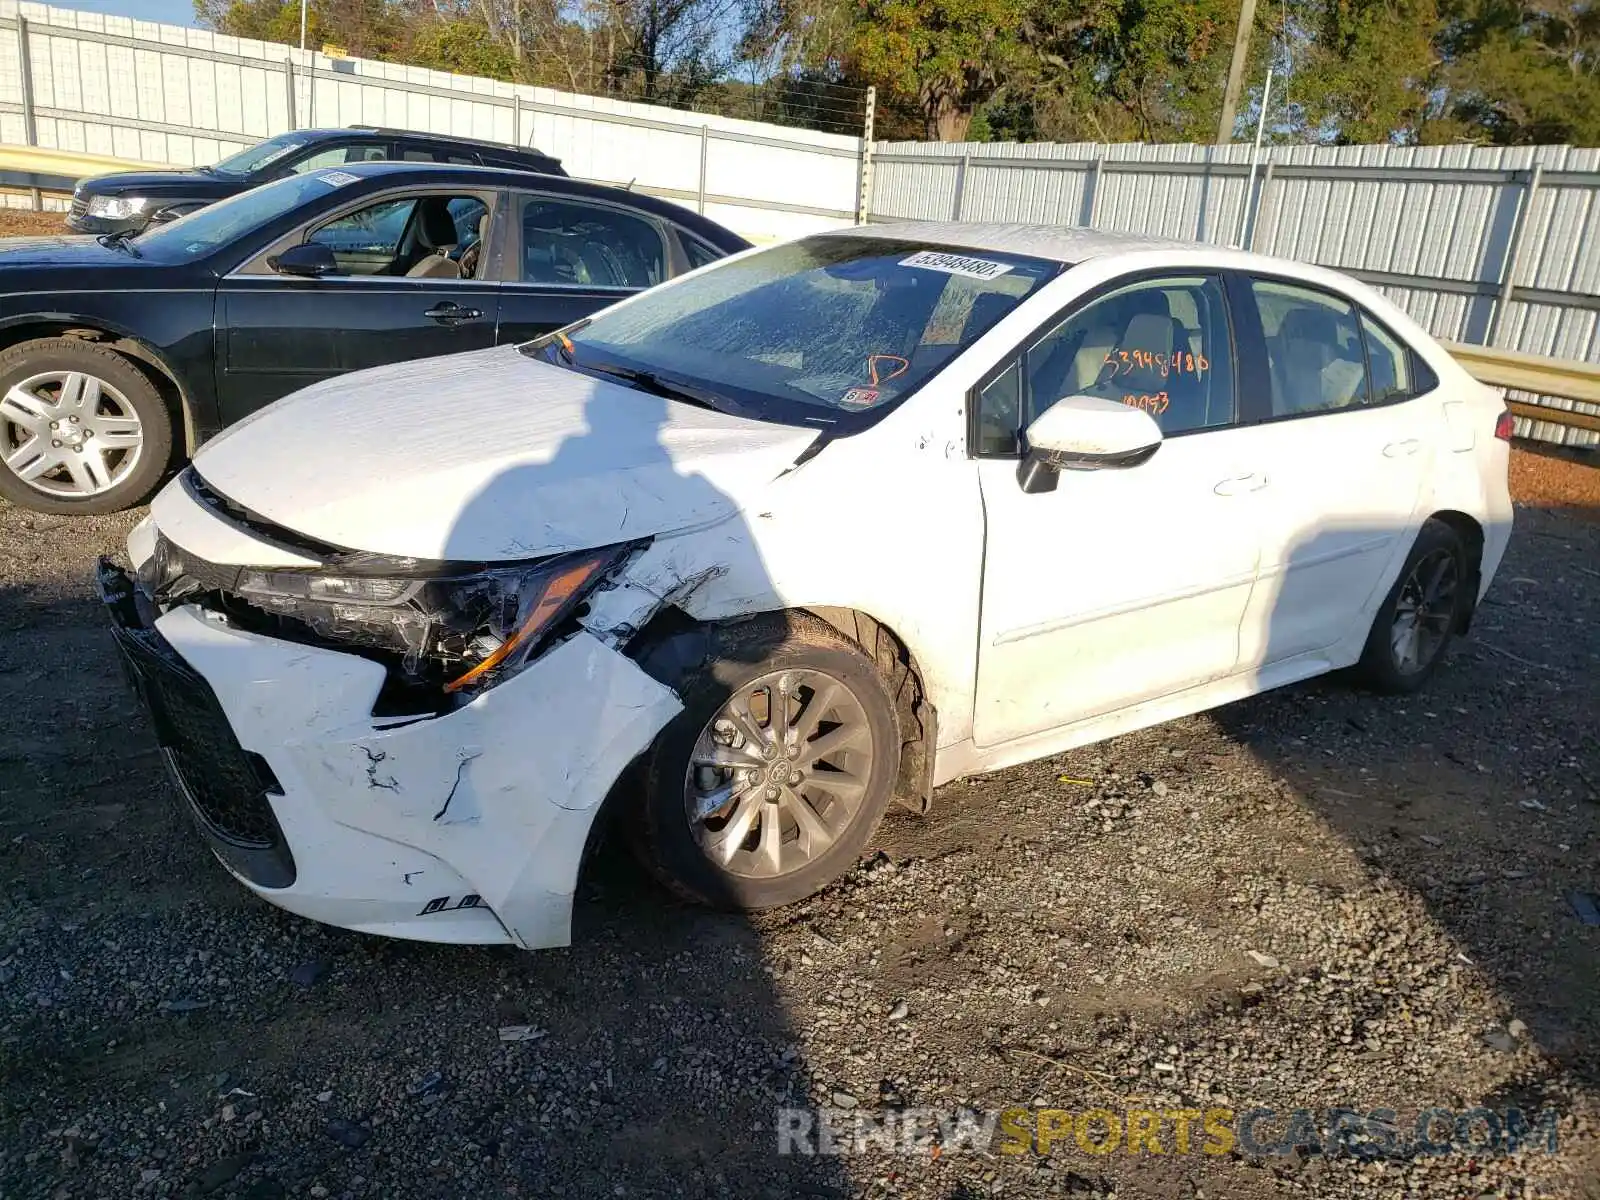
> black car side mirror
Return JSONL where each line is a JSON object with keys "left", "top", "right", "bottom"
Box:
{"left": 269, "top": 242, "right": 340, "bottom": 278}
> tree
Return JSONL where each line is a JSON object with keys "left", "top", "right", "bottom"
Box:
{"left": 849, "top": 0, "right": 1026, "bottom": 139}
{"left": 1012, "top": 0, "right": 1249, "bottom": 142}
{"left": 407, "top": 16, "right": 521, "bottom": 77}
{"left": 1273, "top": 0, "right": 1444, "bottom": 143}
{"left": 194, "top": 0, "right": 405, "bottom": 56}
{"left": 1437, "top": 0, "right": 1600, "bottom": 143}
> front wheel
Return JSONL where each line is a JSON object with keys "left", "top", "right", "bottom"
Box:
{"left": 1354, "top": 519, "right": 1466, "bottom": 693}
{"left": 628, "top": 612, "right": 900, "bottom": 910}
{"left": 0, "top": 337, "right": 173, "bottom": 514}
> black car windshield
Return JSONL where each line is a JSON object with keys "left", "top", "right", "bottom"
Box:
{"left": 132, "top": 171, "right": 361, "bottom": 262}
{"left": 208, "top": 133, "right": 308, "bottom": 177}
{"left": 534, "top": 235, "right": 1061, "bottom": 428}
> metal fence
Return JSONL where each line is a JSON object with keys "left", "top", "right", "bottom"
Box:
{"left": 0, "top": 0, "right": 868, "bottom": 241}
{"left": 871, "top": 141, "right": 1600, "bottom": 447}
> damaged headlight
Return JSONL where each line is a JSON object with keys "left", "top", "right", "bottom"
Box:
{"left": 236, "top": 570, "right": 423, "bottom": 605}
{"left": 439, "top": 547, "right": 624, "bottom": 694}
{"left": 225, "top": 545, "right": 634, "bottom": 693}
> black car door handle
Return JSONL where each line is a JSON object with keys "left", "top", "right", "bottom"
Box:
{"left": 424, "top": 302, "right": 483, "bottom": 325}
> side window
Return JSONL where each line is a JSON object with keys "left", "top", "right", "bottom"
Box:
{"left": 1251, "top": 280, "right": 1370, "bottom": 416}
{"left": 975, "top": 361, "right": 1023, "bottom": 456}
{"left": 308, "top": 198, "right": 416, "bottom": 260}
{"left": 682, "top": 235, "right": 723, "bottom": 271}
{"left": 447, "top": 196, "right": 487, "bottom": 245}
{"left": 1020, "top": 275, "right": 1236, "bottom": 438}
{"left": 402, "top": 144, "right": 480, "bottom": 165}
{"left": 1361, "top": 313, "right": 1411, "bottom": 403}
{"left": 519, "top": 197, "right": 665, "bottom": 289}
{"left": 287, "top": 143, "right": 387, "bottom": 174}
{"left": 306, "top": 194, "right": 489, "bottom": 278}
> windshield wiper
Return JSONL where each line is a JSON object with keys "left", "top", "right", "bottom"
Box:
{"left": 581, "top": 362, "right": 729, "bottom": 412}
{"left": 520, "top": 322, "right": 590, "bottom": 367}
{"left": 95, "top": 230, "right": 142, "bottom": 258}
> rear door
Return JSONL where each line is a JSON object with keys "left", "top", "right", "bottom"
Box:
{"left": 1228, "top": 274, "right": 1435, "bottom": 667}
{"left": 492, "top": 190, "right": 675, "bottom": 344}
{"left": 216, "top": 186, "right": 502, "bottom": 423}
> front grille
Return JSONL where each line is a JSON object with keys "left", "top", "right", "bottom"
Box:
{"left": 69, "top": 196, "right": 87, "bottom": 219}
{"left": 99, "top": 561, "right": 296, "bottom": 889}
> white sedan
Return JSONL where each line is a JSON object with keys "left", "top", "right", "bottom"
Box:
{"left": 102, "top": 223, "right": 1514, "bottom": 948}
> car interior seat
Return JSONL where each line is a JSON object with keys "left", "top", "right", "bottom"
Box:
{"left": 404, "top": 202, "right": 463, "bottom": 278}
{"left": 1274, "top": 307, "right": 1365, "bottom": 412}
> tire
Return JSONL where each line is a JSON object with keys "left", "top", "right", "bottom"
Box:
{"left": 0, "top": 337, "right": 174, "bottom": 515}
{"left": 628, "top": 611, "right": 900, "bottom": 911}
{"left": 1354, "top": 518, "right": 1466, "bottom": 693}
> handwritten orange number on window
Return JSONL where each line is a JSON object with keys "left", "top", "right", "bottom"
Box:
{"left": 1119, "top": 391, "right": 1169, "bottom": 415}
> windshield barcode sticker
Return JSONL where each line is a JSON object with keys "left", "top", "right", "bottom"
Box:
{"left": 317, "top": 170, "right": 362, "bottom": 187}
{"left": 900, "top": 250, "right": 1013, "bottom": 280}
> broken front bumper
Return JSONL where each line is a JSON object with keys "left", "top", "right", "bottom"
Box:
{"left": 98, "top": 559, "right": 682, "bottom": 948}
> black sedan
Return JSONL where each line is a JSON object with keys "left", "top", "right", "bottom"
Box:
{"left": 0, "top": 162, "right": 748, "bottom": 514}
{"left": 67, "top": 126, "right": 565, "bottom": 235}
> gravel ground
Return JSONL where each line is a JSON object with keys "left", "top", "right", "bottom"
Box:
{"left": 0, "top": 210, "right": 61, "bottom": 238}
{"left": 1512, "top": 445, "right": 1600, "bottom": 522}
{"left": 2, "top": 452, "right": 1598, "bottom": 1194}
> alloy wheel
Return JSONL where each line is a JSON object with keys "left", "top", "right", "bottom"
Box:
{"left": 0, "top": 370, "right": 144, "bottom": 499}
{"left": 684, "top": 668, "right": 875, "bottom": 879}
{"left": 1390, "top": 548, "right": 1458, "bottom": 674}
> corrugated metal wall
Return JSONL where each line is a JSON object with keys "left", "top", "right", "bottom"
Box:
{"left": 873, "top": 141, "right": 1600, "bottom": 446}
{"left": 0, "top": 0, "right": 865, "bottom": 241}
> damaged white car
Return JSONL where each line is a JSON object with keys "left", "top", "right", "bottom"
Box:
{"left": 102, "top": 222, "right": 1514, "bottom": 948}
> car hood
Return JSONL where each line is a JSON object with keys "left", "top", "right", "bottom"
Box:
{"left": 77, "top": 169, "right": 237, "bottom": 199}
{"left": 0, "top": 234, "right": 148, "bottom": 269}
{"left": 192, "top": 346, "right": 820, "bottom": 562}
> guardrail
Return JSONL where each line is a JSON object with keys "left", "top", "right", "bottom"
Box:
{"left": 1443, "top": 342, "right": 1600, "bottom": 434}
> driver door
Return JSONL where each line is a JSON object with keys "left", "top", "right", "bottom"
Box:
{"left": 972, "top": 273, "right": 1264, "bottom": 747}
{"left": 216, "top": 189, "right": 502, "bottom": 423}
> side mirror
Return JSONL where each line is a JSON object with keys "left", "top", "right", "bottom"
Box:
{"left": 268, "top": 241, "right": 340, "bottom": 278}
{"left": 1017, "top": 395, "right": 1163, "bottom": 493}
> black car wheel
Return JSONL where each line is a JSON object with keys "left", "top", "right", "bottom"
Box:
{"left": 0, "top": 338, "right": 173, "bottom": 514}
{"left": 628, "top": 612, "right": 900, "bottom": 911}
{"left": 1354, "top": 518, "right": 1466, "bottom": 693}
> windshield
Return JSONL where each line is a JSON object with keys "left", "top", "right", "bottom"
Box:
{"left": 208, "top": 133, "right": 308, "bottom": 177}
{"left": 133, "top": 171, "right": 360, "bottom": 263}
{"left": 531, "top": 236, "right": 1060, "bottom": 428}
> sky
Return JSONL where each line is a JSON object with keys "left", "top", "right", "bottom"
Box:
{"left": 50, "top": 0, "right": 197, "bottom": 27}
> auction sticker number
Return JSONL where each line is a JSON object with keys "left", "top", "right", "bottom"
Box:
{"left": 900, "top": 250, "right": 1014, "bottom": 280}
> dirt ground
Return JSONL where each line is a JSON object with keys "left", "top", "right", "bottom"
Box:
{"left": 1511, "top": 444, "right": 1600, "bottom": 521}
{"left": 0, "top": 209, "right": 63, "bottom": 238}
{"left": 1, "top": 447, "right": 1596, "bottom": 1200}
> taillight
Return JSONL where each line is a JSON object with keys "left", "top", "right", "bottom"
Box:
{"left": 1494, "top": 410, "right": 1514, "bottom": 442}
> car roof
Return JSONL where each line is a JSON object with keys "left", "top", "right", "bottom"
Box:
{"left": 309, "top": 161, "right": 751, "bottom": 250}
{"left": 294, "top": 126, "right": 559, "bottom": 161}
{"left": 830, "top": 220, "right": 1201, "bottom": 264}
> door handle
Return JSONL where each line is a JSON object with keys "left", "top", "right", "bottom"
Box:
{"left": 424, "top": 303, "right": 483, "bottom": 325}
{"left": 1383, "top": 438, "right": 1421, "bottom": 458}
{"left": 1213, "top": 471, "right": 1268, "bottom": 496}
